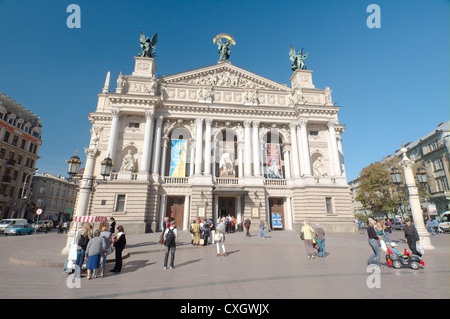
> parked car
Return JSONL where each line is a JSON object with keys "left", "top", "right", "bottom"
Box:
{"left": 4, "top": 223, "right": 34, "bottom": 236}
{"left": 33, "top": 221, "right": 48, "bottom": 233}
{"left": 438, "top": 212, "right": 450, "bottom": 233}
{"left": 0, "top": 219, "right": 28, "bottom": 234}
{"left": 391, "top": 222, "right": 406, "bottom": 230}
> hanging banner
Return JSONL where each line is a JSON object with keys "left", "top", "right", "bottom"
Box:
{"left": 265, "top": 143, "right": 283, "bottom": 179}
{"left": 218, "top": 141, "right": 236, "bottom": 177}
{"left": 169, "top": 139, "right": 188, "bottom": 177}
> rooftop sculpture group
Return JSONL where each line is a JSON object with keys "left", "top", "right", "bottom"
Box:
{"left": 137, "top": 31, "right": 310, "bottom": 71}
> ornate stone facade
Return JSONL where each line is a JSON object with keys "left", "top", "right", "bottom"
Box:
{"left": 80, "top": 56, "right": 356, "bottom": 234}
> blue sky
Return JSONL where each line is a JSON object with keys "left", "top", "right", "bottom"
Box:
{"left": 0, "top": 0, "right": 448, "bottom": 181}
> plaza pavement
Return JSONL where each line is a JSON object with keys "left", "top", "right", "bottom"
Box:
{"left": 0, "top": 226, "right": 449, "bottom": 300}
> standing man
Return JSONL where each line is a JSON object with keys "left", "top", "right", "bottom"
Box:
{"left": 163, "top": 221, "right": 178, "bottom": 269}
{"left": 404, "top": 218, "right": 421, "bottom": 256}
{"left": 244, "top": 218, "right": 251, "bottom": 237}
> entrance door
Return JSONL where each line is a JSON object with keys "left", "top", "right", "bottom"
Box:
{"left": 218, "top": 197, "right": 236, "bottom": 218}
{"left": 166, "top": 196, "right": 185, "bottom": 227}
{"left": 269, "top": 198, "right": 284, "bottom": 230}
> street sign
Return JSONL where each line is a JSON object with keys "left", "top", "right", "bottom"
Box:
{"left": 36, "top": 208, "right": 43, "bottom": 215}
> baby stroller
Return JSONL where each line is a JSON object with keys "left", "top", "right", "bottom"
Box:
{"left": 385, "top": 243, "right": 425, "bottom": 270}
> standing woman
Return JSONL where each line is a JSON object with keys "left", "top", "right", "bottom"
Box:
{"left": 367, "top": 218, "right": 383, "bottom": 268}
{"left": 300, "top": 220, "right": 317, "bottom": 259}
{"left": 259, "top": 218, "right": 266, "bottom": 239}
{"left": 85, "top": 230, "right": 106, "bottom": 279}
{"left": 111, "top": 226, "right": 126, "bottom": 273}
{"left": 216, "top": 219, "right": 227, "bottom": 256}
{"left": 109, "top": 217, "right": 116, "bottom": 234}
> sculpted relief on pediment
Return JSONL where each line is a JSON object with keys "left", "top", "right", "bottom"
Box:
{"left": 164, "top": 68, "right": 283, "bottom": 91}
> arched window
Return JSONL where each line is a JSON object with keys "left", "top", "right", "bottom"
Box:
{"left": 263, "top": 131, "right": 285, "bottom": 179}
{"left": 215, "top": 129, "right": 238, "bottom": 177}
{"left": 165, "top": 127, "right": 192, "bottom": 177}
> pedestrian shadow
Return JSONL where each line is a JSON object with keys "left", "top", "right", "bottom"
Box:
{"left": 174, "top": 258, "right": 202, "bottom": 268}
{"left": 126, "top": 241, "right": 160, "bottom": 249}
{"left": 122, "top": 260, "right": 157, "bottom": 273}
{"left": 224, "top": 249, "right": 240, "bottom": 256}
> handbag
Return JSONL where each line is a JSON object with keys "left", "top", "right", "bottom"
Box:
{"left": 300, "top": 231, "right": 304, "bottom": 240}
{"left": 214, "top": 231, "right": 221, "bottom": 242}
{"left": 379, "top": 239, "right": 387, "bottom": 252}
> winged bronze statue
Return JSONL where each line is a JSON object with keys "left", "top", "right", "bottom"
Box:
{"left": 139, "top": 31, "right": 158, "bottom": 58}
{"left": 289, "top": 46, "right": 309, "bottom": 71}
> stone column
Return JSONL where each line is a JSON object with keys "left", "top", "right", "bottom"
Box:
{"left": 237, "top": 141, "right": 244, "bottom": 178}
{"left": 327, "top": 121, "right": 341, "bottom": 176}
{"left": 141, "top": 111, "right": 155, "bottom": 172}
{"left": 183, "top": 195, "right": 190, "bottom": 231}
{"left": 204, "top": 118, "right": 213, "bottom": 175}
{"left": 195, "top": 118, "right": 203, "bottom": 175}
{"left": 283, "top": 146, "right": 291, "bottom": 179}
{"left": 189, "top": 141, "right": 195, "bottom": 176}
{"left": 289, "top": 123, "right": 300, "bottom": 177}
{"left": 159, "top": 194, "right": 166, "bottom": 231}
{"left": 160, "top": 137, "right": 169, "bottom": 176}
{"left": 285, "top": 197, "right": 293, "bottom": 230}
{"left": 252, "top": 120, "right": 261, "bottom": 176}
{"left": 298, "top": 119, "right": 312, "bottom": 176}
{"left": 244, "top": 120, "right": 253, "bottom": 176}
{"left": 107, "top": 109, "right": 120, "bottom": 164}
{"left": 236, "top": 196, "right": 242, "bottom": 225}
{"left": 152, "top": 116, "right": 164, "bottom": 175}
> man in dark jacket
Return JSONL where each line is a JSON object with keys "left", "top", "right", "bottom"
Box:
{"left": 404, "top": 218, "right": 421, "bottom": 256}
{"left": 244, "top": 219, "right": 251, "bottom": 237}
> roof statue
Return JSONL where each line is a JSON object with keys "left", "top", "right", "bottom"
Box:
{"left": 213, "top": 33, "right": 236, "bottom": 62}
{"left": 289, "top": 46, "right": 310, "bottom": 71}
{"left": 139, "top": 31, "right": 158, "bottom": 58}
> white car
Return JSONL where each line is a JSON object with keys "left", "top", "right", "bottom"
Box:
{"left": 438, "top": 212, "right": 450, "bottom": 233}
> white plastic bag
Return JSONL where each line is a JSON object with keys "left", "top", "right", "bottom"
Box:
{"left": 379, "top": 239, "right": 387, "bottom": 252}
{"left": 416, "top": 243, "right": 424, "bottom": 256}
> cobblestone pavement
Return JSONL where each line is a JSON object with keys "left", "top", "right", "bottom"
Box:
{"left": 0, "top": 228, "right": 448, "bottom": 299}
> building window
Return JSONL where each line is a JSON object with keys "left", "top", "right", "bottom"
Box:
{"left": 3, "top": 131, "right": 10, "bottom": 142}
{"left": 325, "top": 197, "right": 334, "bottom": 214}
{"left": 436, "top": 178, "right": 449, "bottom": 192}
{"left": 309, "top": 131, "right": 319, "bottom": 136}
{"left": 129, "top": 123, "right": 140, "bottom": 128}
{"left": 101, "top": 200, "right": 106, "bottom": 206}
{"left": 115, "top": 194, "right": 126, "bottom": 212}
{"left": 433, "top": 158, "right": 444, "bottom": 171}
{"left": 12, "top": 136, "right": 18, "bottom": 146}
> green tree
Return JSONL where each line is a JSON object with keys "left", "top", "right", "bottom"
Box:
{"left": 356, "top": 157, "right": 403, "bottom": 215}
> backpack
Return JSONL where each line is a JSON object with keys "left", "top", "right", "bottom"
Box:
{"left": 165, "top": 228, "right": 175, "bottom": 247}
{"left": 78, "top": 234, "right": 89, "bottom": 250}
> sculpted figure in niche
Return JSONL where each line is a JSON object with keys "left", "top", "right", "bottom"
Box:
{"left": 313, "top": 156, "right": 326, "bottom": 177}
{"left": 121, "top": 150, "right": 137, "bottom": 172}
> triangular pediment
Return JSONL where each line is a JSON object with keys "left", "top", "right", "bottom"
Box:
{"left": 160, "top": 62, "right": 290, "bottom": 92}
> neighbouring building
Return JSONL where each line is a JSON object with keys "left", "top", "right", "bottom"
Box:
{"left": 394, "top": 121, "right": 450, "bottom": 215}
{"left": 28, "top": 173, "right": 78, "bottom": 223}
{"left": 73, "top": 50, "right": 356, "bottom": 234}
{"left": 0, "top": 92, "right": 42, "bottom": 220}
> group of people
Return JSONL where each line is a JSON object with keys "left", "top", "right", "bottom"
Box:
{"left": 300, "top": 220, "right": 326, "bottom": 259}
{"left": 66, "top": 217, "right": 127, "bottom": 279}
{"left": 160, "top": 217, "right": 228, "bottom": 269}
{"left": 366, "top": 217, "right": 421, "bottom": 268}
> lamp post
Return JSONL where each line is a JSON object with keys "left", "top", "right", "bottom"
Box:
{"left": 61, "top": 128, "right": 114, "bottom": 255}
{"left": 17, "top": 168, "right": 38, "bottom": 219}
{"left": 391, "top": 146, "right": 434, "bottom": 250}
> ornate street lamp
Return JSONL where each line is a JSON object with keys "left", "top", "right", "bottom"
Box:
{"left": 100, "top": 156, "right": 114, "bottom": 179}
{"left": 67, "top": 151, "right": 82, "bottom": 177}
{"left": 416, "top": 166, "right": 427, "bottom": 184}
{"left": 390, "top": 167, "right": 402, "bottom": 185}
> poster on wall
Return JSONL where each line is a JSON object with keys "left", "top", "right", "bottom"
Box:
{"left": 271, "top": 213, "right": 283, "bottom": 229}
{"left": 265, "top": 143, "right": 283, "bottom": 179}
{"left": 218, "top": 141, "right": 236, "bottom": 177}
{"left": 169, "top": 139, "right": 188, "bottom": 177}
